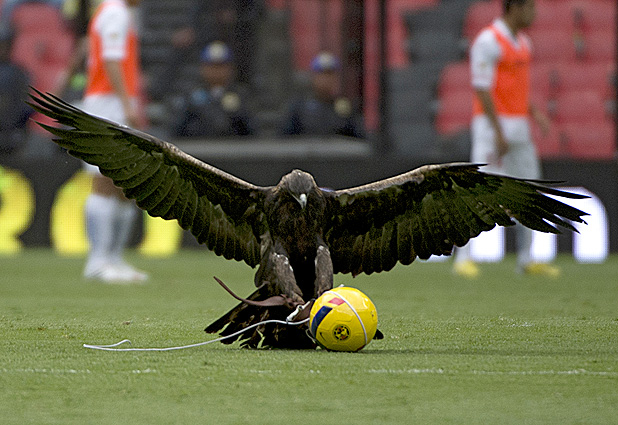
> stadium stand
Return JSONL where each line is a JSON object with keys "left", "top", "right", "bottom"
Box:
{"left": 462, "top": 0, "right": 500, "bottom": 40}
{"left": 9, "top": 3, "right": 74, "bottom": 92}
{"left": 8, "top": 2, "right": 74, "bottom": 138}
{"left": 434, "top": 89, "right": 474, "bottom": 135}
{"left": 571, "top": 0, "right": 615, "bottom": 34}
{"left": 561, "top": 122, "right": 616, "bottom": 159}
{"left": 584, "top": 30, "right": 617, "bottom": 63}
{"left": 10, "top": 2, "right": 65, "bottom": 33}
{"left": 554, "top": 90, "right": 608, "bottom": 125}
{"left": 531, "top": 123, "right": 563, "bottom": 159}
{"left": 529, "top": 62, "right": 555, "bottom": 99}
{"left": 533, "top": 0, "right": 576, "bottom": 32}
{"left": 437, "top": 62, "right": 470, "bottom": 98}
{"left": 289, "top": 0, "right": 343, "bottom": 71}
{"left": 432, "top": 0, "right": 616, "bottom": 160}
{"left": 11, "top": 0, "right": 611, "bottom": 159}
{"left": 529, "top": 29, "right": 579, "bottom": 63}
{"left": 554, "top": 62, "right": 615, "bottom": 98}
{"left": 390, "top": 0, "right": 477, "bottom": 158}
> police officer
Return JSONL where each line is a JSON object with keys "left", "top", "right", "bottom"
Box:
{"left": 0, "top": 26, "right": 32, "bottom": 156}
{"left": 281, "top": 52, "right": 364, "bottom": 138}
{"left": 173, "top": 41, "right": 255, "bottom": 138}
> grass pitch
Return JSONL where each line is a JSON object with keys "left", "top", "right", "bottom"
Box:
{"left": 1, "top": 249, "right": 617, "bottom": 424}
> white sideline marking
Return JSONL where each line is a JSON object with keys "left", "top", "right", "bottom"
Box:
{"left": 1, "top": 368, "right": 616, "bottom": 378}
{"left": 0, "top": 368, "right": 93, "bottom": 374}
{"left": 367, "top": 368, "right": 618, "bottom": 377}
{"left": 0, "top": 368, "right": 158, "bottom": 374}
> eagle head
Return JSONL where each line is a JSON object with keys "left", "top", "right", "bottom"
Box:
{"left": 280, "top": 169, "right": 318, "bottom": 209}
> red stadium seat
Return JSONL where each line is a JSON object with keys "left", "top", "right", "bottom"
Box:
{"left": 10, "top": 23, "right": 74, "bottom": 93}
{"left": 569, "top": 0, "right": 616, "bottom": 34}
{"left": 555, "top": 62, "right": 615, "bottom": 98}
{"left": 266, "top": 0, "right": 286, "bottom": 9}
{"left": 435, "top": 89, "right": 474, "bottom": 136}
{"left": 289, "top": 0, "right": 343, "bottom": 70}
{"left": 529, "top": 30, "right": 578, "bottom": 63}
{"left": 463, "top": 1, "right": 501, "bottom": 40}
{"left": 584, "top": 30, "right": 616, "bottom": 63}
{"left": 561, "top": 122, "right": 616, "bottom": 160}
{"left": 531, "top": 1, "right": 575, "bottom": 32}
{"left": 33, "top": 64, "right": 65, "bottom": 92}
{"left": 554, "top": 90, "right": 608, "bottom": 125}
{"left": 530, "top": 91, "right": 551, "bottom": 116}
{"left": 44, "top": 32, "right": 74, "bottom": 67}
{"left": 290, "top": 0, "right": 438, "bottom": 71}
{"left": 387, "top": 0, "right": 439, "bottom": 68}
{"left": 10, "top": 3, "right": 67, "bottom": 34}
{"left": 530, "top": 63, "right": 557, "bottom": 99}
{"left": 10, "top": 32, "right": 43, "bottom": 72}
{"left": 532, "top": 124, "right": 565, "bottom": 159}
{"left": 437, "top": 61, "right": 470, "bottom": 97}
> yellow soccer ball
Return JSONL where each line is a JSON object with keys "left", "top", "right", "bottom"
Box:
{"left": 309, "top": 287, "right": 378, "bottom": 352}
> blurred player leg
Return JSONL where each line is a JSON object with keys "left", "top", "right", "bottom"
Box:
{"left": 453, "top": 243, "right": 480, "bottom": 279}
{"left": 83, "top": 192, "right": 118, "bottom": 280}
{"left": 110, "top": 200, "right": 148, "bottom": 281}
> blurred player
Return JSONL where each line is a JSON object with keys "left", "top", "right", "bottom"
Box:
{"left": 81, "top": 0, "right": 147, "bottom": 283}
{"left": 453, "top": 0, "right": 558, "bottom": 278}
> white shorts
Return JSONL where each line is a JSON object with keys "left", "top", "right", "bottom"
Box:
{"left": 471, "top": 115, "right": 540, "bottom": 180}
{"left": 79, "top": 95, "right": 136, "bottom": 175}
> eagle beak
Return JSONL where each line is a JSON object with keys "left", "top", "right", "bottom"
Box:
{"left": 298, "top": 193, "right": 307, "bottom": 209}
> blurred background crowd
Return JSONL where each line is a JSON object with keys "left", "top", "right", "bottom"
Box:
{"left": 0, "top": 0, "right": 615, "bottom": 161}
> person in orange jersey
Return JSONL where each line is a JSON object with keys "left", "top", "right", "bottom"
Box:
{"left": 80, "top": 0, "right": 147, "bottom": 283}
{"left": 453, "top": 0, "right": 558, "bottom": 279}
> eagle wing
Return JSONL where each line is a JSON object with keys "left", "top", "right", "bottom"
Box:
{"left": 323, "top": 163, "right": 588, "bottom": 276}
{"left": 29, "top": 90, "right": 266, "bottom": 267}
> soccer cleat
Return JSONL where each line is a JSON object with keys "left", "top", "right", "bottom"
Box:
{"left": 521, "top": 263, "right": 561, "bottom": 278}
{"left": 84, "top": 263, "right": 148, "bottom": 284}
{"left": 453, "top": 260, "right": 480, "bottom": 279}
{"left": 112, "top": 261, "right": 149, "bottom": 282}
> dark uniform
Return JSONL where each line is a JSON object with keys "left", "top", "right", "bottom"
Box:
{"left": 0, "top": 28, "right": 32, "bottom": 155}
{"left": 281, "top": 95, "right": 364, "bottom": 138}
{"left": 172, "top": 41, "right": 255, "bottom": 138}
{"left": 173, "top": 85, "right": 254, "bottom": 138}
{"left": 281, "top": 52, "right": 364, "bottom": 139}
{"left": 151, "top": 0, "right": 263, "bottom": 99}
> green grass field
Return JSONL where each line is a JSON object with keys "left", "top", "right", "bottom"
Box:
{"left": 1, "top": 249, "right": 617, "bottom": 424}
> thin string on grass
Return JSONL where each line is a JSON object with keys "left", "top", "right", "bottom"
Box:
{"left": 83, "top": 313, "right": 310, "bottom": 352}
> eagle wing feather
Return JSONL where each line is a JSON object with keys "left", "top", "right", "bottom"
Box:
{"left": 324, "top": 163, "right": 588, "bottom": 276}
{"left": 29, "top": 90, "right": 265, "bottom": 267}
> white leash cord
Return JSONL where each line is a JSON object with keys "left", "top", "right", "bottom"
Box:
{"left": 83, "top": 317, "right": 310, "bottom": 352}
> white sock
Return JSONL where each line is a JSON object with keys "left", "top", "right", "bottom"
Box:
{"left": 84, "top": 194, "right": 119, "bottom": 275}
{"left": 110, "top": 200, "right": 138, "bottom": 265}
{"left": 453, "top": 244, "right": 471, "bottom": 264}
{"left": 516, "top": 225, "right": 534, "bottom": 268}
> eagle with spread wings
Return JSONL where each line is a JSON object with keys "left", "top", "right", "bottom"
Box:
{"left": 29, "top": 90, "right": 587, "bottom": 349}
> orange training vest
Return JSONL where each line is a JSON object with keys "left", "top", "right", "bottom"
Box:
{"left": 473, "top": 24, "right": 531, "bottom": 117}
{"left": 85, "top": 1, "right": 141, "bottom": 97}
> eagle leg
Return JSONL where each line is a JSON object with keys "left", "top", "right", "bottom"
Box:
{"left": 255, "top": 245, "right": 305, "bottom": 304}
{"left": 205, "top": 247, "right": 314, "bottom": 348}
{"left": 314, "top": 244, "right": 334, "bottom": 298}
{"left": 204, "top": 285, "right": 315, "bottom": 349}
